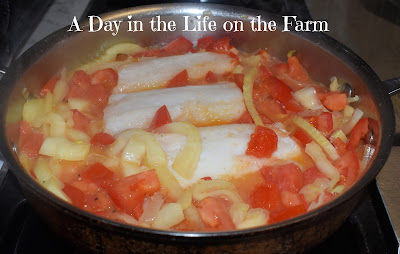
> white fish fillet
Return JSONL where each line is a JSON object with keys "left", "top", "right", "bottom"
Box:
{"left": 104, "top": 82, "right": 246, "bottom": 135}
{"left": 154, "top": 124, "right": 301, "bottom": 188}
{"left": 114, "top": 52, "right": 236, "bottom": 93}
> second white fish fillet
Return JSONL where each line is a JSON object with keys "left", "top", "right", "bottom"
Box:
{"left": 104, "top": 82, "right": 246, "bottom": 135}
{"left": 114, "top": 52, "right": 236, "bottom": 93}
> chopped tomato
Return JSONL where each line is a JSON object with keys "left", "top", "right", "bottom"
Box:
{"left": 303, "top": 166, "right": 327, "bottom": 185}
{"left": 233, "top": 73, "right": 244, "bottom": 91}
{"left": 254, "top": 97, "right": 287, "bottom": 123}
{"left": 236, "top": 110, "right": 254, "bottom": 124}
{"left": 71, "top": 109, "right": 90, "bottom": 132}
{"left": 63, "top": 180, "right": 115, "bottom": 213}
{"left": 90, "top": 132, "right": 116, "bottom": 146}
{"left": 205, "top": 71, "right": 218, "bottom": 83}
{"left": 197, "top": 197, "right": 235, "bottom": 230}
{"left": 347, "top": 118, "right": 368, "bottom": 149}
{"left": 334, "top": 150, "right": 360, "bottom": 187}
{"left": 249, "top": 182, "right": 284, "bottom": 213}
{"left": 108, "top": 169, "right": 161, "bottom": 220}
{"left": 322, "top": 93, "right": 347, "bottom": 111}
{"left": 207, "top": 36, "right": 231, "bottom": 54}
{"left": 270, "top": 63, "right": 289, "bottom": 77}
{"left": 80, "top": 163, "right": 115, "bottom": 189}
{"left": 287, "top": 56, "right": 311, "bottom": 83}
{"left": 39, "top": 75, "right": 60, "bottom": 97}
{"left": 87, "top": 82, "right": 108, "bottom": 108}
{"left": 332, "top": 137, "right": 347, "bottom": 156}
{"left": 65, "top": 70, "right": 92, "bottom": 99}
{"left": 246, "top": 126, "right": 278, "bottom": 158}
{"left": 132, "top": 49, "right": 163, "bottom": 58}
{"left": 316, "top": 112, "right": 333, "bottom": 134}
{"left": 281, "top": 191, "right": 304, "bottom": 208}
{"left": 200, "top": 176, "right": 212, "bottom": 181}
{"left": 260, "top": 163, "right": 304, "bottom": 193}
{"left": 91, "top": 68, "right": 118, "bottom": 91}
{"left": 19, "top": 121, "right": 44, "bottom": 158}
{"left": 196, "top": 36, "right": 214, "bottom": 51}
{"left": 293, "top": 128, "right": 312, "bottom": 146}
{"left": 269, "top": 205, "right": 307, "bottom": 224}
{"left": 162, "top": 36, "right": 194, "bottom": 56}
{"left": 167, "top": 69, "right": 189, "bottom": 88}
{"left": 149, "top": 105, "right": 172, "bottom": 130}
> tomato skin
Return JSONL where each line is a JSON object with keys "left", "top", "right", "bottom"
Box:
{"left": 149, "top": 105, "right": 172, "bottom": 130}
{"left": 207, "top": 36, "right": 231, "bottom": 54}
{"left": 91, "top": 68, "right": 118, "bottom": 91}
{"left": 90, "top": 132, "right": 115, "bottom": 146}
{"left": 269, "top": 204, "right": 307, "bottom": 224}
{"left": 108, "top": 170, "right": 161, "bottom": 220}
{"left": 303, "top": 166, "right": 327, "bottom": 185}
{"left": 246, "top": 126, "right": 278, "bottom": 158}
{"left": 347, "top": 118, "right": 369, "bottom": 149}
{"left": 66, "top": 70, "right": 92, "bottom": 99}
{"left": 162, "top": 36, "right": 194, "bottom": 56}
{"left": 81, "top": 163, "right": 115, "bottom": 189}
{"left": 19, "top": 121, "right": 44, "bottom": 158}
{"left": 322, "top": 93, "right": 347, "bottom": 111}
{"left": 205, "top": 71, "right": 218, "bottom": 83}
{"left": 132, "top": 49, "right": 163, "bottom": 58}
{"left": 293, "top": 129, "right": 312, "bottom": 146}
{"left": 200, "top": 176, "right": 212, "bottom": 181}
{"left": 197, "top": 197, "right": 235, "bottom": 230}
{"left": 63, "top": 180, "right": 115, "bottom": 213}
{"left": 260, "top": 163, "right": 304, "bottom": 193}
{"left": 287, "top": 56, "right": 311, "bottom": 83}
{"left": 39, "top": 75, "right": 60, "bottom": 97}
{"left": 196, "top": 36, "right": 214, "bottom": 51}
{"left": 167, "top": 69, "right": 189, "bottom": 88}
{"left": 71, "top": 109, "right": 90, "bottom": 132}
{"left": 316, "top": 112, "right": 333, "bottom": 134}
{"left": 249, "top": 182, "right": 284, "bottom": 213}
{"left": 332, "top": 137, "right": 347, "bottom": 156}
{"left": 334, "top": 150, "right": 360, "bottom": 187}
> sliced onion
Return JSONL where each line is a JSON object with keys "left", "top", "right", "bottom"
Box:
{"left": 299, "top": 178, "right": 330, "bottom": 203}
{"left": 39, "top": 137, "right": 90, "bottom": 161}
{"left": 157, "top": 122, "right": 201, "bottom": 179}
{"left": 342, "top": 108, "right": 363, "bottom": 134}
{"left": 330, "top": 129, "right": 348, "bottom": 143}
{"left": 112, "top": 212, "right": 138, "bottom": 226}
{"left": 305, "top": 142, "right": 340, "bottom": 189}
{"left": 293, "top": 116, "right": 339, "bottom": 161}
{"left": 293, "top": 87, "right": 324, "bottom": 110}
{"left": 139, "top": 192, "right": 165, "bottom": 224}
{"left": 243, "top": 67, "right": 264, "bottom": 126}
{"left": 237, "top": 208, "right": 269, "bottom": 229}
{"left": 152, "top": 203, "right": 185, "bottom": 229}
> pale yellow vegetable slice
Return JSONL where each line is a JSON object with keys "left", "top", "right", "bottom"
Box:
{"left": 45, "top": 112, "right": 66, "bottom": 137}
{"left": 77, "top": 43, "right": 145, "bottom": 73}
{"left": 330, "top": 129, "right": 348, "bottom": 143}
{"left": 42, "top": 178, "right": 71, "bottom": 202}
{"left": 22, "top": 94, "right": 52, "bottom": 123}
{"left": 65, "top": 128, "right": 90, "bottom": 142}
{"left": 122, "top": 136, "right": 146, "bottom": 166}
{"left": 157, "top": 122, "right": 202, "bottom": 179}
{"left": 237, "top": 208, "right": 269, "bottom": 229}
{"left": 243, "top": 68, "right": 264, "bottom": 126}
{"left": 39, "top": 137, "right": 90, "bottom": 161}
{"left": 343, "top": 105, "right": 355, "bottom": 117}
{"left": 305, "top": 142, "right": 340, "bottom": 189}
{"left": 152, "top": 203, "right": 185, "bottom": 229}
{"left": 177, "top": 188, "right": 193, "bottom": 211}
{"left": 292, "top": 115, "right": 339, "bottom": 161}
{"left": 67, "top": 98, "right": 90, "bottom": 113}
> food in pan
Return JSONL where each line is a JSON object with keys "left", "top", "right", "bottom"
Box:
{"left": 16, "top": 36, "right": 376, "bottom": 231}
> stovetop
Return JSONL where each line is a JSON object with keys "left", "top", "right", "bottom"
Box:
{"left": 0, "top": 0, "right": 399, "bottom": 253}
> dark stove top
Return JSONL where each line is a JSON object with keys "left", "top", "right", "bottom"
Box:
{"left": 0, "top": 0, "right": 399, "bottom": 253}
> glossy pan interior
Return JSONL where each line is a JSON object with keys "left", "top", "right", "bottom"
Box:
{"left": 0, "top": 3, "right": 395, "bottom": 253}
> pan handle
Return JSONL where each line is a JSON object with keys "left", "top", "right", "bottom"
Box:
{"left": 383, "top": 77, "right": 400, "bottom": 145}
{"left": 383, "top": 77, "right": 400, "bottom": 96}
